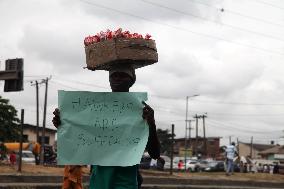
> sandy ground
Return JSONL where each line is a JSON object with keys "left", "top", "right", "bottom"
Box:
{"left": 1, "top": 163, "right": 284, "bottom": 182}
{"left": 140, "top": 169, "right": 284, "bottom": 182}
{"left": 0, "top": 163, "right": 90, "bottom": 175}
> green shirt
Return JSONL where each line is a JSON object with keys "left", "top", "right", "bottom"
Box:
{"left": 89, "top": 165, "right": 138, "bottom": 189}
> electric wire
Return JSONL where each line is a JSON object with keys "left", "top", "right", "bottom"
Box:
{"left": 79, "top": 0, "right": 284, "bottom": 56}
{"left": 187, "top": 0, "right": 284, "bottom": 28}
{"left": 251, "top": 0, "right": 284, "bottom": 11}
{"left": 207, "top": 118, "right": 283, "bottom": 134}
{"left": 49, "top": 80, "right": 82, "bottom": 90}
{"left": 48, "top": 78, "right": 284, "bottom": 116}
{"left": 52, "top": 75, "right": 108, "bottom": 89}
{"left": 150, "top": 94, "right": 284, "bottom": 107}
{"left": 140, "top": 0, "right": 284, "bottom": 42}
{"left": 206, "top": 122, "right": 282, "bottom": 141}
{"left": 193, "top": 99, "right": 284, "bottom": 106}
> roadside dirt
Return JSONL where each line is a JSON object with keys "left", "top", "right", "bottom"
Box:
{"left": 140, "top": 169, "right": 284, "bottom": 182}
{"left": 0, "top": 163, "right": 89, "bottom": 175}
{"left": 1, "top": 163, "right": 284, "bottom": 182}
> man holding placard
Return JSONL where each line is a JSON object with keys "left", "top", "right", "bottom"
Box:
{"left": 52, "top": 28, "right": 160, "bottom": 189}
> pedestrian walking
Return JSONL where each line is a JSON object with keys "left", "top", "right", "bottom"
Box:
{"left": 178, "top": 160, "right": 184, "bottom": 171}
{"left": 225, "top": 142, "right": 238, "bottom": 176}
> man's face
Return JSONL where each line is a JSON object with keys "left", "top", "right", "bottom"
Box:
{"left": 109, "top": 72, "right": 133, "bottom": 92}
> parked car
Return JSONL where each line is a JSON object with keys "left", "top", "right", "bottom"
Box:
{"left": 172, "top": 157, "right": 194, "bottom": 170}
{"left": 150, "top": 155, "right": 171, "bottom": 170}
{"left": 139, "top": 155, "right": 152, "bottom": 169}
{"left": 195, "top": 160, "right": 209, "bottom": 172}
{"left": 203, "top": 161, "right": 225, "bottom": 172}
{"left": 162, "top": 157, "right": 177, "bottom": 170}
{"left": 17, "top": 150, "right": 35, "bottom": 164}
{"left": 186, "top": 160, "right": 198, "bottom": 172}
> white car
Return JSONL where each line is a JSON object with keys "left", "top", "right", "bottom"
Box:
{"left": 155, "top": 155, "right": 175, "bottom": 170}
{"left": 186, "top": 160, "right": 198, "bottom": 172}
{"left": 17, "top": 150, "right": 35, "bottom": 164}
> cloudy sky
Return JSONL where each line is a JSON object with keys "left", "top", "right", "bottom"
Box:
{"left": 1, "top": 0, "right": 284, "bottom": 145}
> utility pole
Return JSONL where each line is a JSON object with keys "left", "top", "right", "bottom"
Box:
{"left": 192, "top": 114, "right": 208, "bottom": 157}
{"left": 170, "top": 124, "right": 175, "bottom": 175}
{"left": 237, "top": 138, "right": 239, "bottom": 155}
{"left": 184, "top": 119, "right": 194, "bottom": 171}
{"left": 31, "top": 79, "right": 47, "bottom": 165}
{"left": 229, "top": 136, "right": 232, "bottom": 144}
{"left": 184, "top": 96, "right": 189, "bottom": 171}
{"left": 18, "top": 109, "right": 24, "bottom": 172}
{"left": 31, "top": 81, "right": 40, "bottom": 142}
{"left": 187, "top": 120, "right": 193, "bottom": 154}
{"left": 202, "top": 114, "right": 207, "bottom": 157}
{"left": 250, "top": 136, "right": 253, "bottom": 158}
{"left": 40, "top": 77, "right": 50, "bottom": 165}
{"left": 184, "top": 95, "right": 199, "bottom": 170}
{"left": 36, "top": 81, "right": 39, "bottom": 142}
{"left": 194, "top": 114, "right": 199, "bottom": 156}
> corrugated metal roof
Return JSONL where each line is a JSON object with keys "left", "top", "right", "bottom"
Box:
{"left": 259, "top": 145, "right": 284, "bottom": 154}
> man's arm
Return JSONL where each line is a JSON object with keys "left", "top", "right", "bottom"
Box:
{"left": 234, "top": 147, "right": 239, "bottom": 157}
{"left": 142, "top": 101, "right": 160, "bottom": 159}
{"left": 145, "top": 119, "right": 160, "bottom": 159}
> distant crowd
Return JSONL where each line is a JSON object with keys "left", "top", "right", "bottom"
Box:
{"left": 238, "top": 161, "right": 280, "bottom": 174}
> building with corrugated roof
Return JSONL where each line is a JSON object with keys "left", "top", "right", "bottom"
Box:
{"left": 258, "top": 145, "right": 284, "bottom": 161}
{"left": 22, "top": 124, "right": 56, "bottom": 146}
{"left": 174, "top": 137, "right": 221, "bottom": 158}
{"left": 238, "top": 142, "right": 276, "bottom": 159}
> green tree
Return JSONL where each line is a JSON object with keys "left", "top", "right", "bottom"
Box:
{"left": 156, "top": 128, "right": 175, "bottom": 155}
{"left": 0, "top": 96, "right": 20, "bottom": 142}
{"left": 0, "top": 142, "right": 8, "bottom": 160}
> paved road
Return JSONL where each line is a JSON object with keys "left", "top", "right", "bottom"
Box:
{"left": 1, "top": 174, "right": 284, "bottom": 189}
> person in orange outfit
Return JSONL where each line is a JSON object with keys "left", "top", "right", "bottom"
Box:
{"left": 62, "top": 165, "right": 83, "bottom": 189}
{"left": 53, "top": 114, "right": 83, "bottom": 189}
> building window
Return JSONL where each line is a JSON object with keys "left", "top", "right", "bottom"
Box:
{"left": 38, "top": 136, "right": 50, "bottom": 144}
{"left": 23, "top": 135, "right": 28, "bottom": 142}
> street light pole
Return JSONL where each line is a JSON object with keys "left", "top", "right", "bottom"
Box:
{"left": 184, "top": 94, "right": 199, "bottom": 171}
{"left": 184, "top": 96, "right": 188, "bottom": 171}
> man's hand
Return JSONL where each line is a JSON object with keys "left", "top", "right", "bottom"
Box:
{"left": 142, "top": 101, "right": 155, "bottom": 125}
{"left": 52, "top": 108, "right": 61, "bottom": 128}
